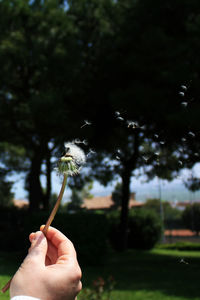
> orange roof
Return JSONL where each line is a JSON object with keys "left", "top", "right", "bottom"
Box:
{"left": 81, "top": 194, "right": 143, "bottom": 210}
{"left": 13, "top": 199, "right": 29, "bottom": 209}
{"left": 165, "top": 229, "right": 195, "bottom": 237}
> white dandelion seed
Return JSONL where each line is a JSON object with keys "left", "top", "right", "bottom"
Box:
{"left": 160, "top": 141, "right": 165, "bottom": 145}
{"left": 117, "top": 116, "right": 124, "bottom": 121}
{"left": 87, "top": 148, "right": 96, "bottom": 157}
{"left": 181, "top": 102, "right": 188, "bottom": 107}
{"left": 181, "top": 85, "right": 187, "bottom": 91}
{"left": 188, "top": 131, "right": 195, "bottom": 137}
{"left": 154, "top": 134, "right": 159, "bottom": 139}
{"left": 179, "top": 92, "right": 185, "bottom": 97}
{"left": 142, "top": 156, "right": 149, "bottom": 162}
{"left": 115, "top": 111, "right": 121, "bottom": 116}
{"left": 81, "top": 120, "right": 92, "bottom": 128}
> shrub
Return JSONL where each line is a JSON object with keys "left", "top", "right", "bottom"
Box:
{"left": 108, "top": 209, "right": 162, "bottom": 250}
{"left": 127, "top": 209, "right": 162, "bottom": 250}
{"left": 0, "top": 210, "right": 109, "bottom": 265}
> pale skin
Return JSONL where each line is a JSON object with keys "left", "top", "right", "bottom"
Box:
{"left": 10, "top": 226, "right": 82, "bottom": 300}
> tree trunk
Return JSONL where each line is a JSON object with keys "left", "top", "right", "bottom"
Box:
{"left": 119, "top": 167, "right": 131, "bottom": 251}
{"left": 28, "top": 150, "right": 44, "bottom": 212}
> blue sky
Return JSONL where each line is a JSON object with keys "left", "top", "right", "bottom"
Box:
{"left": 11, "top": 163, "right": 200, "bottom": 203}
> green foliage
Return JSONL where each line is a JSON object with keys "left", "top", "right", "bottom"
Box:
{"left": 111, "top": 182, "right": 122, "bottom": 209}
{"left": 144, "top": 198, "right": 182, "bottom": 229}
{"left": 109, "top": 209, "right": 162, "bottom": 250}
{"left": 182, "top": 203, "right": 200, "bottom": 235}
{"left": 0, "top": 169, "right": 14, "bottom": 207}
{"left": 0, "top": 211, "right": 109, "bottom": 265}
{"left": 127, "top": 209, "right": 162, "bottom": 250}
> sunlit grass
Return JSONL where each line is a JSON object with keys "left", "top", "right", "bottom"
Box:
{"left": 1, "top": 249, "right": 200, "bottom": 300}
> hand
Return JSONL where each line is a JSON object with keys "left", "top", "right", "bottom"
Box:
{"left": 10, "top": 226, "right": 82, "bottom": 300}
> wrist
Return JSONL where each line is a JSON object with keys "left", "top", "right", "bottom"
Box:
{"left": 11, "top": 297, "right": 40, "bottom": 300}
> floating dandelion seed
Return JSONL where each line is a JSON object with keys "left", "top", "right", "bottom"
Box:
{"left": 117, "top": 116, "right": 124, "bottom": 121}
{"left": 181, "top": 102, "right": 188, "bottom": 107}
{"left": 188, "top": 131, "right": 195, "bottom": 137}
{"left": 87, "top": 148, "right": 96, "bottom": 157}
{"left": 160, "top": 141, "right": 165, "bottom": 145}
{"left": 181, "top": 85, "right": 187, "bottom": 91}
{"left": 115, "top": 111, "right": 121, "bottom": 116}
{"left": 182, "top": 138, "right": 186, "bottom": 142}
{"left": 178, "top": 160, "right": 183, "bottom": 166}
{"left": 73, "top": 138, "right": 88, "bottom": 145}
{"left": 194, "top": 153, "right": 199, "bottom": 157}
{"left": 81, "top": 120, "right": 92, "bottom": 128}
{"left": 154, "top": 134, "right": 159, "bottom": 139}
{"left": 179, "top": 92, "right": 185, "bottom": 97}
{"left": 180, "top": 258, "right": 189, "bottom": 265}
{"left": 116, "top": 155, "right": 121, "bottom": 160}
{"left": 74, "top": 138, "right": 81, "bottom": 144}
{"left": 142, "top": 156, "right": 149, "bottom": 162}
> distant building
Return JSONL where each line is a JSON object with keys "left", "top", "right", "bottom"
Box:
{"left": 13, "top": 199, "right": 29, "bottom": 209}
{"left": 81, "top": 193, "right": 144, "bottom": 210}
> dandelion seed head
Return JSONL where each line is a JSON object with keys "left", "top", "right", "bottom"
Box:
{"left": 56, "top": 143, "right": 86, "bottom": 176}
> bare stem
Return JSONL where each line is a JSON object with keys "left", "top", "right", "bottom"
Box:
{"left": 1, "top": 173, "right": 68, "bottom": 293}
{"left": 43, "top": 173, "right": 68, "bottom": 235}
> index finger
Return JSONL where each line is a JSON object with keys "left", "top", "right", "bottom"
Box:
{"left": 40, "top": 225, "right": 77, "bottom": 259}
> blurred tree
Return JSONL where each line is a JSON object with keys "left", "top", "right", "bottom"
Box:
{"left": 0, "top": 168, "right": 14, "bottom": 207}
{"left": 182, "top": 203, "right": 200, "bottom": 235}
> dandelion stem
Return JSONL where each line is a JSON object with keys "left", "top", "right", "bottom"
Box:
{"left": 43, "top": 173, "right": 68, "bottom": 236}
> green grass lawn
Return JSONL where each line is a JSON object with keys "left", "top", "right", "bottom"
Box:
{"left": 1, "top": 249, "right": 200, "bottom": 300}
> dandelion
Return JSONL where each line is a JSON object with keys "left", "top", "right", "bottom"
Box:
{"left": 2, "top": 142, "right": 86, "bottom": 293}
{"left": 179, "top": 92, "right": 185, "bottom": 97}
{"left": 160, "top": 141, "right": 165, "bottom": 145}
{"left": 115, "top": 111, "right": 121, "bottom": 116}
{"left": 154, "top": 134, "right": 159, "bottom": 139}
{"left": 43, "top": 143, "right": 86, "bottom": 236}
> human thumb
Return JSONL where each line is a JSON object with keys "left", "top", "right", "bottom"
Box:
{"left": 25, "top": 231, "right": 47, "bottom": 266}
